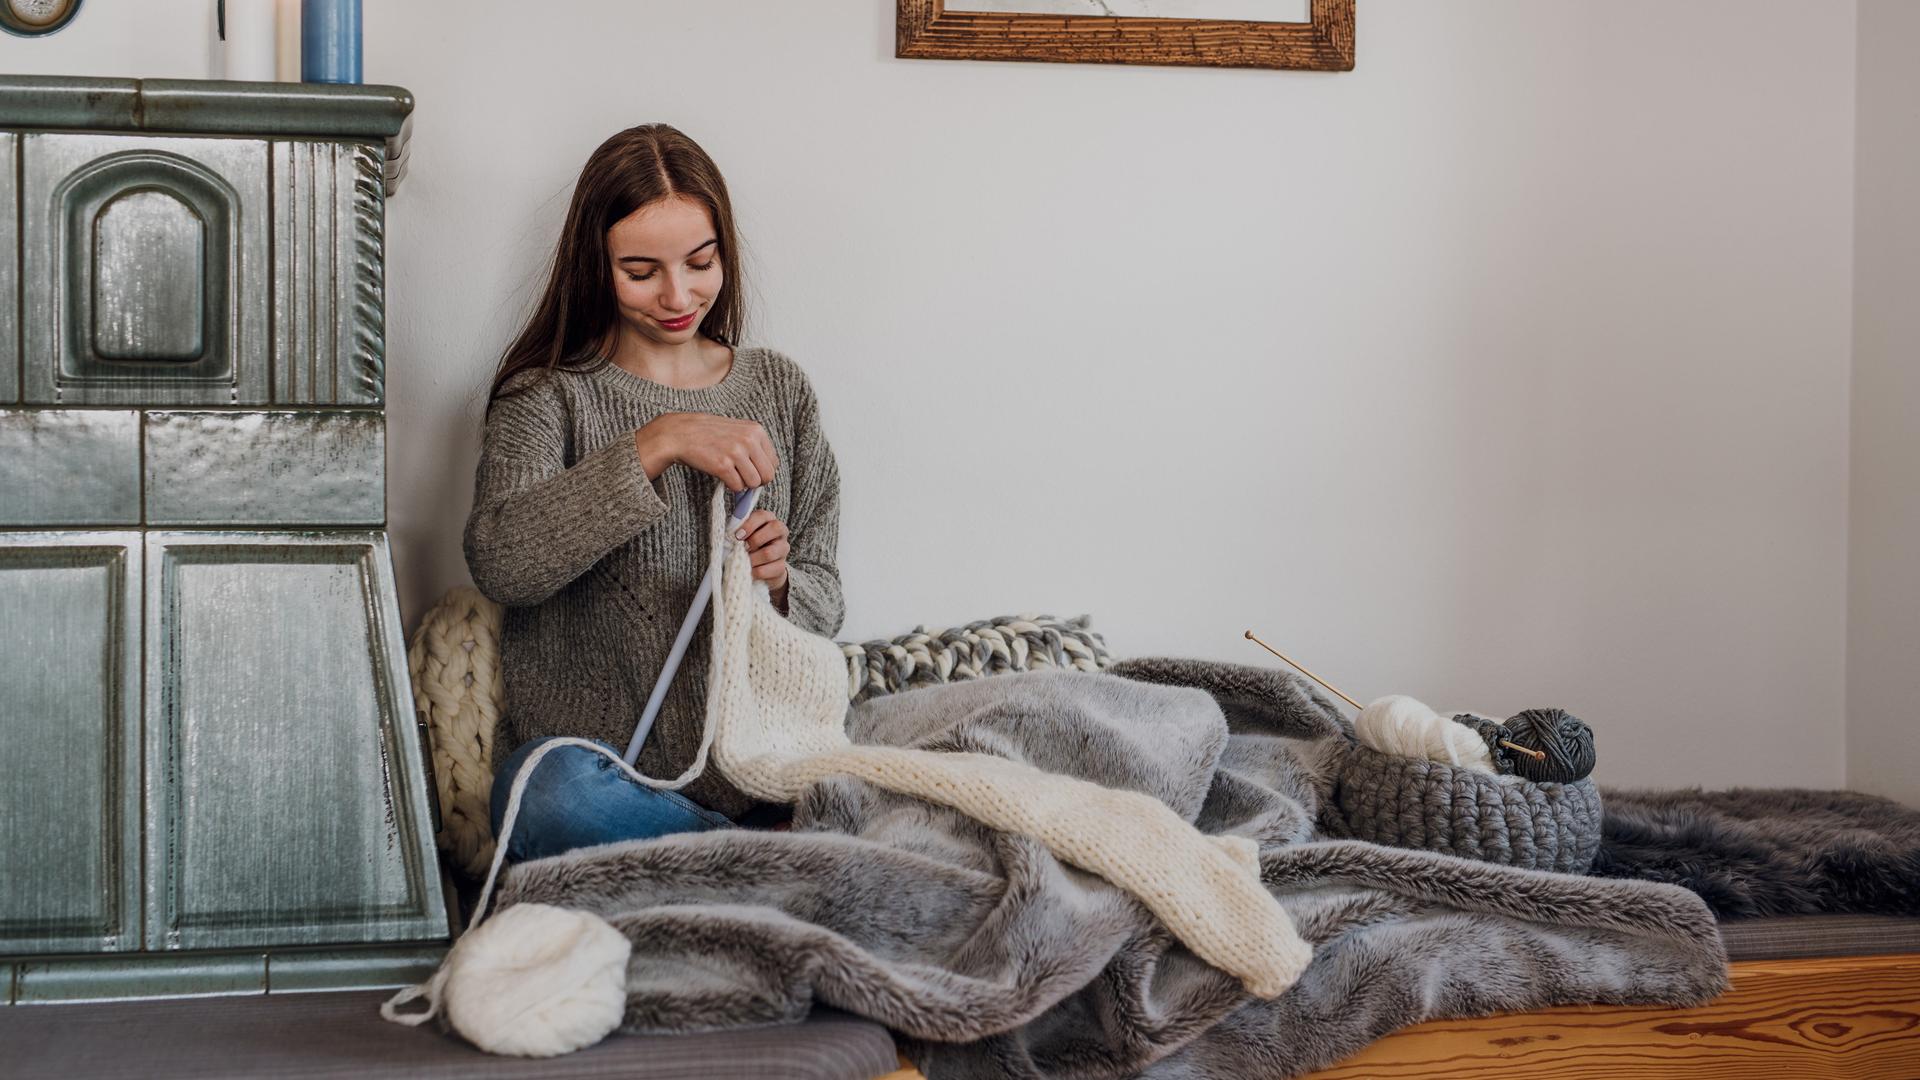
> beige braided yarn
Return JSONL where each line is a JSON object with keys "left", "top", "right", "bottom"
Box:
{"left": 410, "top": 594, "right": 1111, "bottom": 879}
{"left": 839, "top": 614, "right": 1111, "bottom": 702}
{"left": 408, "top": 586, "right": 505, "bottom": 879}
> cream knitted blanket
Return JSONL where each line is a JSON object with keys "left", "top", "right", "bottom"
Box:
{"left": 697, "top": 486, "right": 1310, "bottom": 998}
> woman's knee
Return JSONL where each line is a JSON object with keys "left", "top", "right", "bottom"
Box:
{"left": 487, "top": 736, "right": 730, "bottom": 862}
{"left": 489, "top": 738, "right": 618, "bottom": 835}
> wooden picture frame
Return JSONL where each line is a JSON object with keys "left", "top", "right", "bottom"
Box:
{"left": 897, "top": 0, "right": 1354, "bottom": 72}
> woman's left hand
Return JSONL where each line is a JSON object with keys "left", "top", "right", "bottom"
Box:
{"left": 734, "top": 509, "right": 791, "bottom": 596}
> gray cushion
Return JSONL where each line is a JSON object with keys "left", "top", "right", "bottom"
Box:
{"left": 0, "top": 990, "right": 900, "bottom": 1080}
{"left": 1719, "top": 914, "right": 1920, "bottom": 962}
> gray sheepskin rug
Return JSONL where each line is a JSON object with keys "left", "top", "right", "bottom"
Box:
{"left": 1594, "top": 786, "right": 1920, "bottom": 918}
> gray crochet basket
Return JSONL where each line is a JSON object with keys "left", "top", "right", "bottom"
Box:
{"left": 1327, "top": 741, "right": 1603, "bottom": 873}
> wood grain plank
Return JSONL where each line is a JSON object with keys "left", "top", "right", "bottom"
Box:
{"left": 879, "top": 955, "right": 1920, "bottom": 1079}
{"left": 1304, "top": 954, "right": 1920, "bottom": 1079}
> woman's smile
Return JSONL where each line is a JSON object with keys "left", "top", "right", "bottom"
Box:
{"left": 656, "top": 310, "right": 699, "bottom": 331}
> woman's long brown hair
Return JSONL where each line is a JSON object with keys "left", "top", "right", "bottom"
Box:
{"left": 486, "top": 124, "right": 749, "bottom": 408}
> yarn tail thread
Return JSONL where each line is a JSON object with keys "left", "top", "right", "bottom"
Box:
{"left": 381, "top": 737, "right": 644, "bottom": 1056}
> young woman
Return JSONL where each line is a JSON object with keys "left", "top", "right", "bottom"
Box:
{"left": 464, "top": 124, "right": 844, "bottom": 862}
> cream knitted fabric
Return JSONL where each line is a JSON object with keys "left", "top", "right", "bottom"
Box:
{"left": 698, "top": 486, "right": 1312, "bottom": 999}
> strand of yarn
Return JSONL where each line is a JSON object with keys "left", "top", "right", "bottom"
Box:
{"left": 840, "top": 614, "right": 1112, "bottom": 702}
{"left": 1451, "top": 708, "right": 1596, "bottom": 783}
{"left": 382, "top": 736, "right": 635, "bottom": 1057}
{"left": 1354, "top": 695, "right": 1497, "bottom": 774}
{"left": 407, "top": 586, "right": 505, "bottom": 879}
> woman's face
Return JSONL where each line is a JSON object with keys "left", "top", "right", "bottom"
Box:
{"left": 605, "top": 194, "right": 724, "bottom": 347}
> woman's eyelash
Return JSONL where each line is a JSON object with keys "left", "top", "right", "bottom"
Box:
{"left": 625, "top": 260, "right": 718, "bottom": 282}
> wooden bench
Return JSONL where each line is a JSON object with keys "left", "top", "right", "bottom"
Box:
{"left": 884, "top": 953, "right": 1920, "bottom": 1079}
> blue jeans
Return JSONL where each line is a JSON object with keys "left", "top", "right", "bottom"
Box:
{"left": 488, "top": 737, "right": 732, "bottom": 863}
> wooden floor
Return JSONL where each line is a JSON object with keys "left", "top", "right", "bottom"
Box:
{"left": 880, "top": 954, "right": 1920, "bottom": 1079}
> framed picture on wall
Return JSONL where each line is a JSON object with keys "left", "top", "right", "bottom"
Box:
{"left": 897, "top": 0, "right": 1354, "bottom": 72}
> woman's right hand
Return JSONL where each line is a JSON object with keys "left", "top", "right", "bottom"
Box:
{"left": 635, "top": 412, "right": 779, "bottom": 492}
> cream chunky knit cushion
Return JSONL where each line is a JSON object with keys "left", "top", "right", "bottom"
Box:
{"left": 697, "top": 486, "right": 1312, "bottom": 999}
{"left": 408, "top": 588, "right": 506, "bottom": 879}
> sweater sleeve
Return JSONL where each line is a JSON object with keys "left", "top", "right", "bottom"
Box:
{"left": 463, "top": 375, "right": 670, "bottom": 606}
{"left": 777, "top": 365, "right": 846, "bottom": 638}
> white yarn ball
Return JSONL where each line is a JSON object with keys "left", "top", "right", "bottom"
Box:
{"left": 1356, "top": 695, "right": 1496, "bottom": 774}
{"left": 1355, "top": 695, "right": 1443, "bottom": 757}
{"left": 441, "top": 902, "right": 632, "bottom": 1057}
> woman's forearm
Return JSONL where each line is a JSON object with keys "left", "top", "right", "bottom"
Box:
{"left": 465, "top": 435, "right": 670, "bottom": 606}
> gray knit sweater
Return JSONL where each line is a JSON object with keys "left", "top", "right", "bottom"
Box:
{"left": 463, "top": 345, "right": 845, "bottom": 818}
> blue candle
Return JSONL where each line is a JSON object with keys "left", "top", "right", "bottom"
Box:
{"left": 301, "top": 0, "right": 362, "bottom": 84}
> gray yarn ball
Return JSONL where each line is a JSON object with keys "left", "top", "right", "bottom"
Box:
{"left": 1452, "top": 708, "right": 1596, "bottom": 784}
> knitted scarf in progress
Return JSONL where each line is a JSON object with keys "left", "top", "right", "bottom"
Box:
{"left": 695, "top": 484, "right": 1310, "bottom": 999}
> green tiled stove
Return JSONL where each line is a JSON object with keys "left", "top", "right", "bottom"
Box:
{"left": 0, "top": 76, "right": 451, "bottom": 1004}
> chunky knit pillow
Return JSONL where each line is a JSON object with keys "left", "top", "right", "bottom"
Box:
{"left": 1326, "top": 741, "right": 1603, "bottom": 873}
{"left": 839, "top": 613, "right": 1112, "bottom": 702}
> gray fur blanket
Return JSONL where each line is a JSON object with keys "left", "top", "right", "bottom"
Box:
{"left": 497, "top": 658, "right": 1727, "bottom": 1079}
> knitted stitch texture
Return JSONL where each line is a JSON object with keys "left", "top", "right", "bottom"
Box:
{"left": 463, "top": 347, "right": 844, "bottom": 818}
{"left": 698, "top": 485, "right": 1313, "bottom": 999}
{"left": 1328, "top": 742, "right": 1604, "bottom": 873}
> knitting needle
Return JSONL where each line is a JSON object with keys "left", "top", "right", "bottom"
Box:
{"left": 623, "top": 486, "right": 762, "bottom": 766}
{"left": 1243, "top": 631, "right": 1361, "bottom": 710}
{"left": 1241, "top": 630, "right": 1547, "bottom": 762}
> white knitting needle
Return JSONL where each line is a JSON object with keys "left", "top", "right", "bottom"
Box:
{"left": 622, "top": 486, "right": 763, "bottom": 766}
{"left": 1242, "top": 630, "right": 1547, "bottom": 762}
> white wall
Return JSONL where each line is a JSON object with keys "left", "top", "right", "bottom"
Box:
{"left": 1848, "top": 0, "right": 1920, "bottom": 808}
{"left": 3, "top": 1, "right": 1863, "bottom": 793}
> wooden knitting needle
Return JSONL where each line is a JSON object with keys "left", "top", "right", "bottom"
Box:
{"left": 1243, "top": 631, "right": 1361, "bottom": 710}
{"left": 1242, "top": 631, "right": 1547, "bottom": 762}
